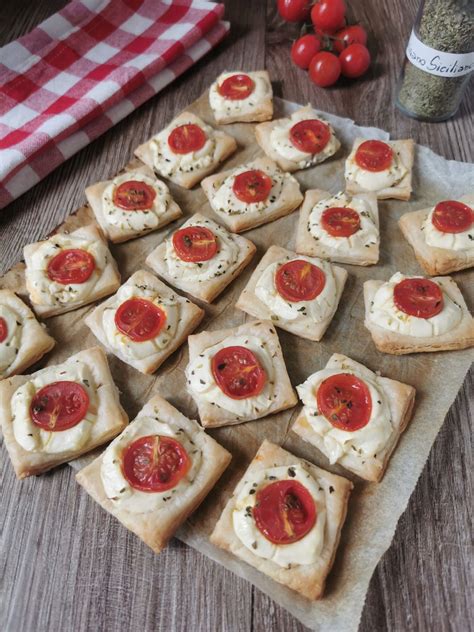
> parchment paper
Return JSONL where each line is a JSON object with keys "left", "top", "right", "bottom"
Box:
{"left": 1, "top": 95, "right": 472, "bottom": 632}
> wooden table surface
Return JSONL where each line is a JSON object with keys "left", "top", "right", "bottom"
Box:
{"left": 1, "top": 1, "right": 472, "bottom": 631}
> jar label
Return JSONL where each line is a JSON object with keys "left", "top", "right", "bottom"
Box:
{"left": 406, "top": 31, "right": 474, "bottom": 78}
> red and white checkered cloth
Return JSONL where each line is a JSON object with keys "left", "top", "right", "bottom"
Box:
{"left": 0, "top": 0, "right": 229, "bottom": 210}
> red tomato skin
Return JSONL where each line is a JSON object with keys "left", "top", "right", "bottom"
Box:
{"left": 0, "top": 317, "right": 7, "bottom": 343}
{"left": 333, "top": 25, "right": 367, "bottom": 53}
{"left": 253, "top": 479, "right": 317, "bottom": 545}
{"left": 291, "top": 35, "right": 322, "bottom": 69}
{"left": 432, "top": 200, "right": 473, "bottom": 234}
{"left": 311, "top": 0, "right": 346, "bottom": 34}
{"left": 309, "top": 51, "right": 341, "bottom": 87}
{"left": 339, "top": 43, "right": 371, "bottom": 78}
{"left": 277, "top": 0, "right": 311, "bottom": 22}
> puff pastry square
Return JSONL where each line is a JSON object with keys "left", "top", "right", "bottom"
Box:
{"left": 345, "top": 138, "right": 415, "bottom": 201}
{"left": 0, "top": 289, "right": 55, "bottom": 379}
{"left": 186, "top": 319, "right": 297, "bottom": 427}
{"left": 201, "top": 156, "right": 303, "bottom": 233}
{"left": 398, "top": 194, "right": 474, "bottom": 275}
{"left": 254, "top": 105, "right": 341, "bottom": 173}
{"left": 295, "top": 189, "right": 379, "bottom": 266}
{"left": 236, "top": 245, "right": 347, "bottom": 342}
{"left": 134, "top": 111, "right": 237, "bottom": 189}
{"left": 85, "top": 164, "right": 182, "bottom": 243}
{"left": 364, "top": 275, "right": 474, "bottom": 355}
{"left": 146, "top": 213, "right": 256, "bottom": 304}
{"left": 210, "top": 440, "right": 353, "bottom": 600}
{"left": 76, "top": 394, "right": 231, "bottom": 554}
{"left": 209, "top": 70, "right": 273, "bottom": 125}
{"left": 24, "top": 223, "right": 121, "bottom": 318}
{"left": 85, "top": 270, "right": 204, "bottom": 374}
{"left": 0, "top": 346, "right": 128, "bottom": 479}
{"left": 292, "top": 353, "right": 416, "bottom": 482}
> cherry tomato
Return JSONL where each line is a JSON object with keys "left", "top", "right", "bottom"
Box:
{"left": 339, "top": 43, "right": 371, "bottom": 78}
{"left": 253, "top": 480, "right": 317, "bottom": 544}
{"left": 432, "top": 200, "right": 473, "bottom": 234}
{"left": 275, "top": 259, "right": 326, "bottom": 302}
{"left": 291, "top": 35, "right": 322, "bottom": 70}
{"left": 321, "top": 207, "right": 361, "bottom": 237}
{"left": 211, "top": 346, "right": 266, "bottom": 400}
{"left": 393, "top": 278, "right": 444, "bottom": 319}
{"left": 354, "top": 140, "right": 393, "bottom": 172}
{"left": 0, "top": 317, "right": 7, "bottom": 343}
{"left": 289, "top": 119, "right": 330, "bottom": 154}
{"left": 317, "top": 373, "right": 372, "bottom": 431}
{"left": 30, "top": 381, "right": 89, "bottom": 431}
{"left": 333, "top": 25, "right": 367, "bottom": 54}
{"left": 114, "top": 298, "right": 166, "bottom": 342}
{"left": 277, "top": 0, "right": 311, "bottom": 22}
{"left": 168, "top": 123, "right": 206, "bottom": 154}
{"left": 122, "top": 435, "right": 190, "bottom": 493}
{"left": 311, "top": 0, "right": 346, "bottom": 34}
{"left": 47, "top": 249, "right": 95, "bottom": 285}
{"left": 232, "top": 169, "right": 273, "bottom": 203}
{"left": 172, "top": 225, "right": 218, "bottom": 262}
{"left": 112, "top": 180, "right": 156, "bottom": 211}
{"left": 218, "top": 74, "right": 255, "bottom": 100}
{"left": 309, "top": 51, "right": 341, "bottom": 87}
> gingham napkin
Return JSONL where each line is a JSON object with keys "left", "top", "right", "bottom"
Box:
{"left": 0, "top": 0, "right": 229, "bottom": 210}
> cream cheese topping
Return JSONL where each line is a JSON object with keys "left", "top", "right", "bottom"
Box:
{"left": 102, "top": 171, "right": 171, "bottom": 232}
{"left": 232, "top": 464, "right": 326, "bottom": 567}
{"left": 255, "top": 256, "right": 337, "bottom": 323}
{"left": 368, "top": 272, "right": 463, "bottom": 337}
{"left": 151, "top": 118, "right": 216, "bottom": 177}
{"left": 209, "top": 72, "right": 271, "bottom": 118}
{"left": 101, "top": 415, "right": 202, "bottom": 514}
{"left": 211, "top": 163, "right": 285, "bottom": 217}
{"left": 308, "top": 192, "right": 379, "bottom": 251}
{"left": 26, "top": 234, "right": 108, "bottom": 306}
{"left": 423, "top": 205, "right": 474, "bottom": 251}
{"left": 297, "top": 366, "right": 392, "bottom": 464}
{"left": 12, "top": 362, "right": 97, "bottom": 454}
{"left": 345, "top": 142, "right": 407, "bottom": 191}
{"left": 0, "top": 304, "right": 22, "bottom": 375}
{"left": 185, "top": 334, "right": 276, "bottom": 417}
{"left": 165, "top": 219, "right": 240, "bottom": 283}
{"left": 101, "top": 283, "right": 180, "bottom": 361}
{"left": 270, "top": 109, "right": 339, "bottom": 168}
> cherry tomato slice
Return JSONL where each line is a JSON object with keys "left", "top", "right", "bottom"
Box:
{"left": 289, "top": 119, "right": 330, "bottom": 154}
{"left": 317, "top": 373, "right": 372, "bottom": 431}
{"left": 217, "top": 74, "right": 255, "bottom": 100}
{"left": 0, "top": 317, "right": 7, "bottom": 343}
{"left": 321, "top": 206, "right": 361, "bottom": 237}
{"left": 354, "top": 140, "right": 393, "bottom": 172}
{"left": 232, "top": 169, "right": 273, "bottom": 203}
{"left": 211, "top": 346, "right": 266, "bottom": 400}
{"left": 122, "top": 435, "right": 191, "bottom": 493}
{"left": 275, "top": 259, "right": 326, "bottom": 302}
{"left": 172, "top": 225, "right": 218, "bottom": 262}
{"left": 47, "top": 249, "right": 96, "bottom": 285}
{"left": 168, "top": 123, "right": 206, "bottom": 154}
{"left": 114, "top": 298, "right": 166, "bottom": 342}
{"left": 30, "top": 381, "right": 89, "bottom": 431}
{"left": 253, "top": 480, "right": 317, "bottom": 544}
{"left": 393, "top": 278, "right": 444, "bottom": 319}
{"left": 112, "top": 180, "right": 156, "bottom": 211}
{"left": 432, "top": 200, "right": 473, "bottom": 234}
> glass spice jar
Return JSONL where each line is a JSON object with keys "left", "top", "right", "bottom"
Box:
{"left": 395, "top": 0, "right": 474, "bottom": 122}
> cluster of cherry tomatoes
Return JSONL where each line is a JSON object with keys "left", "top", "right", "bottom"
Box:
{"left": 277, "top": 0, "right": 371, "bottom": 87}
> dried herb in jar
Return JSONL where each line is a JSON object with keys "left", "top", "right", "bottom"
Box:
{"left": 396, "top": 0, "right": 474, "bottom": 121}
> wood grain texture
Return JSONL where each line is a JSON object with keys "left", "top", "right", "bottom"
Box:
{"left": 0, "top": 1, "right": 472, "bottom": 631}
